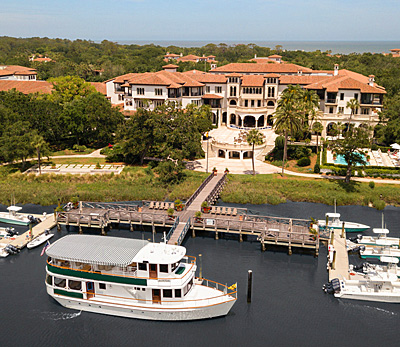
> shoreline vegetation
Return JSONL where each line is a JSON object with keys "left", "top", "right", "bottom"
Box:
{"left": 0, "top": 164, "right": 398, "bottom": 210}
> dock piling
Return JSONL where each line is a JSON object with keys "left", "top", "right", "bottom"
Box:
{"left": 199, "top": 254, "right": 202, "bottom": 279}
{"left": 341, "top": 222, "right": 345, "bottom": 238}
{"left": 247, "top": 270, "right": 252, "bottom": 303}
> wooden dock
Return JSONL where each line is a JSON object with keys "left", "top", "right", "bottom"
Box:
{"left": 328, "top": 229, "right": 350, "bottom": 281}
{"left": 6, "top": 214, "right": 57, "bottom": 249}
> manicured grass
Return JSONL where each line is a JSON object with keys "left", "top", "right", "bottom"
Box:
{"left": 222, "top": 174, "right": 400, "bottom": 209}
{"left": 50, "top": 148, "right": 96, "bottom": 156}
{"left": 43, "top": 158, "right": 108, "bottom": 165}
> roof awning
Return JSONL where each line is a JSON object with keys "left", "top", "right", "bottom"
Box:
{"left": 202, "top": 94, "right": 223, "bottom": 99}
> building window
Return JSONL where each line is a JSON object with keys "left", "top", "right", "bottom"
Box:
{"left": 136, "top": 100, "right": 147, "bottom": 108}
{"left": 137, "top": 88, "right": 145, "bottom": 95}
{"left": 54, "top": 277, "right": 66, "bottom": 288}
{"left": 99, "top": 283, "right": 106, "bottom": 290}
{"left": 257, "top": 100, "right": 261, "bottom": 107}
{"left": 230, "top": 86, "right": 237, "bottom": 97}
{"left": 153, "top": 100, "right": 164, "bottom": 108}
{"left": 191, "top": 100, "right": 202, "bottom": 106}
{"left": 163, "top": 289, "right": 173, "bottom": 298}
{"left": 118, "top": 94, "right": 124, "bottom": 101}
{"left": 125, "top": 99, "right": 133, "bottom": 106}
{"left": 268, "top": 87, "right": 275, "bottom": 98}
{"left": 160, "top": 264, "right": 168, "bottom": 273}
{"left": 338, "top": 107, "right": 344, "bottom": 114}
{"left": 354, "top": 93, "right": 358, "bottom": 100}
{"left": 251, "top": 100, "right": 255, "bottom": 107}
{"left": 340, "top": 93, "right": 344, "bottom": 101}
{"left": 175, "top": 289, "right": 182, "bottom": 298}
{"left": 329, "top": 107, "right": 334, "bottom": 114}
{"left": 206, "top": 86, "right": 210, "bottom": 93}
{"left": 244, "top": 100, "right": 248, "bottom": 107}
{"left": 69, "top": 280, "right": 81, "bottom": 291}
{"left": 216, "top": 86, "right": 222, "bottom": 93}
{"left": 361, "top": 108, "right": 369, "bottom": 115}
{"left": 155, "top": 88, "right": 163, "bottom": 96}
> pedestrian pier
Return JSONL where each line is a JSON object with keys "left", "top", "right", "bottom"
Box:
{"left": 328, "top": 228, "right": 350, "bottom": 281}
{"left": 54, "top": 171, "right": 318, "bottom": 255}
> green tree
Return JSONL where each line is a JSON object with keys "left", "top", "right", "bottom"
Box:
{"left": 30, "top": 133, "right": 50, "bottom": 175}
{"left": 48, "top": 76, "right": 97, "bottom": 104}
{"left": 346, "top": 98, "right": 360, "bottom": 131}
{"left": 312, "top": 122, "right": 324, "bottom": 151}
{"left": 331, "top": 127, "right": 370, "bottom": 183}
{"left": 273, "top": 85, "right": 304, "bottom": 176}
{"left": 246, "top": 129, "right": 264, "bottom": 175}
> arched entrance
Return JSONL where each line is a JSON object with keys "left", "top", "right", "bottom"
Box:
{"left": 326, "top": 122, "right": 336, "bottom": 136}
{"left": 229, "top": 100, "right": 237, "bottom": 106}
{"left": 218, "top": 149, "right": 225, "bottom": 158}
{"left": 222, "top": 112, "right": 227, "bottom": 124}
{"left": 244, "top": 115, "right": 256, "bottom": 128}
{"left": 229, "top": 151, "right": 240, "bottom": 159}
{"left": 243, "top": 151, "right": 253, "bottom": 159}
{"left": 212, "top": 112, "right": 218, "bottom": 125}
{"left": 267, "top": 100, "right": 275, "bottom": 107}
{"left": 258, "top": 115, "right": 265, "bottom": 127}
{"left": 230, "top": 114, "right": 236, "bottom": 126}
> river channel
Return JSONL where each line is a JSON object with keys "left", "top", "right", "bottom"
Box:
{"left": 1, "top": 201, "right": 400, "bottom": 347}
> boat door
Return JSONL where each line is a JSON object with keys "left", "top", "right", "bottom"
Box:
{"left": 86, "top": 282, "right": 95, "bottom": 299}
{"left": 152, "top": 289, "right": 161, "bottom": 304}
{"left": 149, "top": 264, "right": 158, "bottom": 278}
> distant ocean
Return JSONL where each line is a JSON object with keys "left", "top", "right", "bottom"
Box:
{"left": 114, "top": 40, "right": 400, "bottom": 55}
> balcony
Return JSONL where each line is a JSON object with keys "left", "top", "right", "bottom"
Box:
{"left": 325, "top": 99, "right": 337, "bottom": 104}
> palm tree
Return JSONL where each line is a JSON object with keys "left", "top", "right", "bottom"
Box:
{"left": 301, "top": 89, "right": 320, "bottom": 134}
{"left": 30, "top": 134, "right": 49, "bottom": 175}
{"left": 246, "top": 129, "right": 264, "bottom": 175}
{"left": 346, "top": 98, "right": 360, "bottom": 132}
{"left": 312, "top": 122, "right": 324, "bottom": 152}
{"left": 273, "top": 98, "right": 303, "bottom": 176}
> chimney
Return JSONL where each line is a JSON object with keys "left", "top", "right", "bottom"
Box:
{"left": 368, "top": 75, "right": 375, "bottom": 86}
{"left": 180, "top": 53, "right": 183, "bottom": 57}
{"left": 334, "top": 64, "right": 339, "bottom": 76}
{"left": 254, "top": 54, "right": 257, "bottom": 59}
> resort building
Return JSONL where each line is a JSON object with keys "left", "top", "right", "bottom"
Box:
{"left": 0, "top": 65, "right": 37, "bottom": 80}
{"left": 106, "top": 62, "right": 385, "bottom": 138}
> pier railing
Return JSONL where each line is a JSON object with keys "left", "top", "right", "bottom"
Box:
{"left": 177, "top": 218, "right": 191, "bottom": 245}
{"left": 81, "top": 201, "right": 139, "bottom": 211}
{"left": 205, "top": 172, "right": 227, "bottom": 205}
{"left": 166, "top": 216, "right": 180, "bottom": 241}
{"left": 185, "top": 172, "right": 214, "bottom": 209}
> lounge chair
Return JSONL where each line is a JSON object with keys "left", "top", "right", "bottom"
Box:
{"left": 149, "top": 201, "right": 154, "bottom": 209}
{"left": 216, "top": 207, "right": 221, "bottom": 215}
{"left": 232, "top": 208, "right": 237, "bottom": 216}
{"left": 211, "top": 206, "right": 216, "bottom": 214}
{"left": 220, "top": 207, "right": 226, "bottom": 215}
{"left": 155, "top": 202, "right": 159, "bottom": 209}
{"left": 226, "top": 208, "right": 231, "bottom": 216}
{"left": 170, "top": 203, "right": 174, "bottom": 210}
{"left": 165, "top": 202, "right": 170, "bottom": 210}
{"left": 160, "top": 202, "right": 165, "bottom": 210}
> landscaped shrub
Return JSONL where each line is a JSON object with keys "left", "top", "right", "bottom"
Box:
{"left": 313, "top": 163, "right": 320, "bottom": 173}
{"left": 297, "top": 157, "right": 311, "bottom": 167}
{"left": 369, "top": 181, "right": 375, "bottom": 189}
{"left": 275, "top": 136, "right": 284, "bottom": 149}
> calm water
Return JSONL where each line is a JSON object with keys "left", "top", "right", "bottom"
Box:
{"left": 334, "top": 154, "right": 368, "bottom": 166}
{"left": 1, "top": 202, "right": 400, "bottom": 347}
{"left": 116, "top": 40, "right": 400, "bottom": 54}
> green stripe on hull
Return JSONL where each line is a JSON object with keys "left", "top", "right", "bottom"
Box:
{"left": 0, "top": 218, "right": 29, "bottom": 226}
{"left": 47, "top": 264, "right": 147, "bottom": 286}
{"left": 319, "top": 226, "right": 368, "bottom": 233}
{"left": 54, "top": 288, "right": 84, "bottom": 299}
{"left": 361, "top": 254, "right": 400, "bottom": 260}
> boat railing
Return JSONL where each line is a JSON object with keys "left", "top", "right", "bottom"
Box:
{"left": 199, "top": 278, "right": 237, "bottom": 299}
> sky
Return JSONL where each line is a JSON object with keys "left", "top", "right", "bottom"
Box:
{"left": 1, "top": 0, "right": 400, "bottom": 42}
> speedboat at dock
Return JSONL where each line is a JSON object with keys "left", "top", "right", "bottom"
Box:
{"left": 318, "top": 213, "right": 369, "bottom": 233}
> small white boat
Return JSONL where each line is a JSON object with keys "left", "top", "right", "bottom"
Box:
{"left": 27, "top": 231, "right": 54, "bottom": 249}
{"left": 0, "top": 206, "right": 31, "bottom": 226}
{"left": 318, "top": 213, "right": 369, "bottom": 233}
{"left": 360, "top": 243, "right": 400, "bottom": 260}
{"left": 0, "top": 243, "right": 10, "bottom": 258}
{"left": 356, "top": 228, "right": 400, "bottom": 247}
{"left": 353, "top": 256, "right": 400, "bottom": 279}
{"left": 324, "top": 257, "right": 400, "bottom": 303}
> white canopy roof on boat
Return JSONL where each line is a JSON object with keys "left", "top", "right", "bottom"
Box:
{"left": 390, "top": 143, "right": 400, "bottom": 150}
{"left": 380, "top": 256, "right": 399, "bottom": 264}
{"left": 373, "top": 228, "right": 390, "bottom": 234}
{"left": 7, "top": 206, "right": 22, "bottom": 212}
{"left": 325, "top": 213, "right": 340, "bottom": 218}
{"left": 46, "top": 234, "right": 149, "bottom": 267}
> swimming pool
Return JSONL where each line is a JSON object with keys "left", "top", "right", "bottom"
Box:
{"left": 334, "top": 154, "right": 369, "bottom": 166}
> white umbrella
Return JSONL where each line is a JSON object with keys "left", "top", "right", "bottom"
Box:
{"left": 390, "top": 143, "right": 400, "bottom": 150}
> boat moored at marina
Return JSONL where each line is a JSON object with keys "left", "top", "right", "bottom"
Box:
{"left": 45, "top": 234, "right": 237, "bottom": 321}
{"left": 27, "top": 230, "right": 54, "bottom": 249}
{"left": 0, "top": 206, "right": 31, "bottom": 226}
{"left": 360, "top": 243, "right": 400, "bottom": 260}
{"left": 354, "top": 228, "right": 400, "bottom": 247}
{"left": 318, "top": 213, "right": 370, "bottom": 233}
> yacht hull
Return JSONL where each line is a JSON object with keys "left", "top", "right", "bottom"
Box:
{"left": 335, "top": 292, "right": 400, "bottom": 303}
{"left": 0, "top": 216, "right": 29, "bottom": 226}
{"left": 48, "top": 289, "right": 236, "bottom": 321}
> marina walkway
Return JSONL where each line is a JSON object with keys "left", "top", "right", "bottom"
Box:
{"left": 168, "top": 173, "right": 225, "bottom": 245}
{"left": 328, "top": 229, "right": 349, "bottom": 281}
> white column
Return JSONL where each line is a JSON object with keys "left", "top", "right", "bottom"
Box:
{"left": 225, "top": 151, "right": 229, "bottom": 160}
{"left": 240, "top": 151, "right": 244, "bottom": 160}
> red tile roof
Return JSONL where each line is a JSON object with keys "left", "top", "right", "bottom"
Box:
{"left": 162, "top": 64, "right": 179, "bottom": 69}
{"left": 279, "top": 75, "right": 332, "bottom": 85}
{"left": 0, "top": 80, "right": 52, "bottom": 94}
{"left": 268, "top": 54, "right": 282, "bottom": 58}
{"left": 210, "top": 63, "right": 313, "bottom": 74}
{"left": 183, "top": 70, "right": 227, "bottom": 83}
{"left": 202, "top": 94, "right": 223, "bottom": 99}
{"left": 241, "top": 75, "right": 265, "bottom": 87}
{"left": 89, "top": 82, "right": 106, "bottom": 95}
{"left": 0, "top": 65, "right": 37, "bottom": 77}
{"left": 33, "top": 57, "right": 53, "bottom": 63}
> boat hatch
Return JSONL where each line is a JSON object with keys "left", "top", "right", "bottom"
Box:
{"left": 175, "top": 265, "right": 185, "bottom": 275}
{"left": 373, "top": 228, "right": 390, "bottom": 234}
{"left": 149, "top": 264, "right": 157, "bottom": 278}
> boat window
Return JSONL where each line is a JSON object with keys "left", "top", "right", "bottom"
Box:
{"left": 175, "top": 289, "right": 182, "bottom": 298}
{"left": 187, "top": 278, "right": 193, "bottom": 293}
{"left": 171, "top": 263, "right": 178, "bottom": 271}
{"left": 54, "top": 277, "right": 66, "bottom": 288}
{"left": 99, "top": 283, "right": 106, "bottom": 290}
{"left": 46, "top": 274, "right": 53, "bottom": 285}
{"left": 163, "top": 289, "right": 173, "bottom": 298}
{"left": 69, "top": 280, "right": 81, "bottom": 291}
{"left": 160, "top": 264, "right": 168, "bottom": 273}
{"left": 139, "top": 263, "right": 147, "bottom": 271}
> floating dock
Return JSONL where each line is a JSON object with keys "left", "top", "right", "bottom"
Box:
{"left": 328, "top": 228, "right": 350, "bottom": 281}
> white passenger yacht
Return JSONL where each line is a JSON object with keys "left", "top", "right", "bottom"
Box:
{"left": 45, "top": 235, "right": 237, "bottom": 320}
